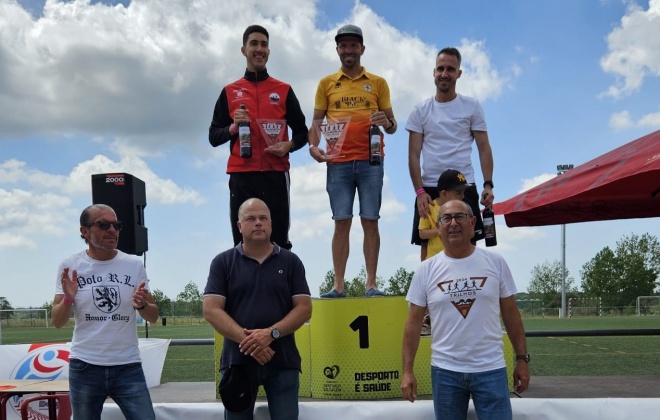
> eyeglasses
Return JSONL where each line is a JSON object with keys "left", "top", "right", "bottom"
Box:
{"left": 89, "top": 221, "right": 123, "bottom": 231}
{"left": 438, "top": 213, "right": 470, "bottom": 225}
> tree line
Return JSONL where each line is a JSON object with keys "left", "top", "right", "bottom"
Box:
{"left": 2, "top": 233, "right": 657, "bottom": 318}
{"left": 526, "top": 233, "right": 660, "bottom": 311}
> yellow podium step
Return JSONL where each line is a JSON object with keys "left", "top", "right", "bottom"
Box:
{"left": 214, "top": 296, "right": 513, "bottom": 400}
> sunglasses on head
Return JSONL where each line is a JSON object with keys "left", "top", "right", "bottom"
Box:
{"left": 89, "top": 221, "right": 123, "bottom": 231}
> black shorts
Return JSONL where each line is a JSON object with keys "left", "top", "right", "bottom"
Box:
{"left": 410, "top": 184, "right": 484, "bottom": 245}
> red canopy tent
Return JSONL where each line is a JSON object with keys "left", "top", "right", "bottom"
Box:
{"left": 493, "top": 130, "right": 660, "bottom": 227}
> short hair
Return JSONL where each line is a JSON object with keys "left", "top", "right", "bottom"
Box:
{"left": 437, "top": 47, "right": 462, "bottom": 66}
{"left": 440, "top": 199, "right": 473, "bottom": 217}
{"left": 243, "top": 25, "right": 269, "bottom": 46}
{"left": 238, "top": 198, "right": 271, "bottom": 220}
{"left": 79, "top": 204, "right": 116, "bottom": 242}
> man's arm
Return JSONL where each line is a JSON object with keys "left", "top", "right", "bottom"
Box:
{"left": 134, "top": 283, "right": 159, "bottom": 324}
{"left": 203, "top": 295, "right": 246, "bottom": 343}
{"left": 473, "top": 130, "right": 494, "bottom": 207}
{"left": 285, "top": 87, "right": 309, "bottom": 152}
{"left": 409, "top": 131, "right": 432, "bottom": 218}
{"left": 401, "top": 303, "right": 425, "bottom": 402}
{"left": 209, "top": 89, "right": 236, "bottom": 148}
{"left": 240, "top": 295, "right": 312, "bottom": 350}
{"left": 381, "top": 108, "right": 397, "bottom": 135}
{"left": 501, "top": 295, "right": 530, "bottom": 393}
{"left": 51, "top": 294, "right": 72, "bottom": 329}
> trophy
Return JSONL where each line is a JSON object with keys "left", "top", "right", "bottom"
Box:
{"left": 313, "top": 117, "right": 351, "bottom": 158}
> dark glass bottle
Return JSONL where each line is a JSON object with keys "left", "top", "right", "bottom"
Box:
{"left": 369, "top": 114, "right": 381, "bottom": 166}
{"left": 483, "top": 207, "right": 497, "bottom": 247}
{"left": 238, "top": 104, "right": 251, "bottom": 158}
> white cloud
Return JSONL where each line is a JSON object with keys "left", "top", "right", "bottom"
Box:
{"left": 609, "top": 110, "right": 634, "bottom": 129}
{"left": 457, "top": 39, "right": 506, "bottom": 101}
{"left": 638, "top": 111, "right": 660, "bottom": 126}
{"left": 0, "top": 232, "right": 37, "bottom": 249}
{"left": 518, "top": 173, "right": 555, "bottom": 194}
{"left": 600, "top": 0, "right": 660, "bottom": 98}
{"left": 609, "top": 109, "right": 660, "bottom": 129}
{"left": 0, "top": 0, "right": 507, "bottom": 150}
{"left": 0, "top": 154, "right": 203, "bottom": 249}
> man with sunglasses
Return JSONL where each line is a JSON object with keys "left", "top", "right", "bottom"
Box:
{"left": 401, "top": 200, "right": 530, "bottom": 419}
{"left": 51, "top": 204, "right": 159, "bottom": 419}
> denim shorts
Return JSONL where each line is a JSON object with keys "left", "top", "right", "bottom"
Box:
{"left": 326, "top": 159, "right": 384, "bottom": 220}
{"left": 431, "top": 365, "right": 511, "bottom": 420}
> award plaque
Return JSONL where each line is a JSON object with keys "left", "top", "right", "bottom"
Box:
{"left": 313, "top": 117, "right": 351, "bottom": 157}
{"left": 257, "top": 119, "right": 287, "bottom": 147}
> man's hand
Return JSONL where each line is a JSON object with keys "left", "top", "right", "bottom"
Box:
{"left": 60, "top": 267, "right": 78, "bottom": 301}
{"left": 239, "top": 328, "right": 273, "bottom": 356}
{"left": 132, "top": 281, "right": 151, "bottom": 309}
{"left": 251, "top": 346, "right": 275, "bottom": 365}
{"left": 233, "top": 107, "right": 250, "bottom": 125}
{"left": 514, "top": 362, "right": 530, "bottom": 394}
{"left": 266, "top": 141, "right": 293, "bottom": 157}
{"left": 400, "top": 371, "right": 418, "bottom": 403}
{"left": 480, "top": 186, "right": 494, "bottom": 207}
{"left": 416, "top": 192, "right": 432, "bottom": 218}
{"left": 309, "top": 145, "right": 334, "bottom": 163}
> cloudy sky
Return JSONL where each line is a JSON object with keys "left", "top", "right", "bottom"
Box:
{"left": 1, "top": 0, "right": 659, "bottom": 308}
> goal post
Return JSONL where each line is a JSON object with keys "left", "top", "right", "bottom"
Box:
{"left": 636, "top": 296, "right": 660, "bottom": 316}
{"left": 0, "top": 308, "right": 49, "bottom": 328}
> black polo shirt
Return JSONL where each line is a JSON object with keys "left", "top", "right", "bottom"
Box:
{"left": 204, "top": 244, "right": 311, "bottom": 370}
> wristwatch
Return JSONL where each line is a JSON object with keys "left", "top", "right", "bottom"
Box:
{"left": 516, "top": 354, "right": 531, "bottom": 363}
{"left": 269, "top": 327, "right": 281, "bottom": 340}
{"left": 483, "top": 180, "right": 494, "bottom": 189}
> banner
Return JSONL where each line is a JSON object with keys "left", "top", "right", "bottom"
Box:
{"left": 0, "top": 338, "right": 169, "bottom": 419}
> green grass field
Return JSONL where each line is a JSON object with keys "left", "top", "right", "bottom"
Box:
{"left": 2, "top": 316, "right": 659, "bottom": 381}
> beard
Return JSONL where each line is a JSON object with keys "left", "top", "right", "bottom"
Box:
{"left": 90, "top": 236, "right": 117, "bottom": 251}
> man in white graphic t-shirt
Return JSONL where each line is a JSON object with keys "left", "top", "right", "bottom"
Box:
{"left": 407, "top": 47, "right": 495, "bottom": 261}
{"left": 401, "top": 200, "right": 529, "bottom": 420}
{"left": 51, "top": 204, "right": 159, "bottom": 419}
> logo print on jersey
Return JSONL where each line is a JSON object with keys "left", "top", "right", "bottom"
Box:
{"left": 93, "top": 285, "right": 121, "bottom": 313}
{"left": 437, "top": 277, "right": 487, "bottom": 319}
{"left": 269, "top": 92, "right": 280, "bottom": 103}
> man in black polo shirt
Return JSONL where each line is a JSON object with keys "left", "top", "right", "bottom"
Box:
{"left": 203, "top": 198, "right": 312, "bottom": 419}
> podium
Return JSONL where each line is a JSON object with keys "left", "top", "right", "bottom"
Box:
{"left": 214, "top": 296, "right": 513, "bottom": 399}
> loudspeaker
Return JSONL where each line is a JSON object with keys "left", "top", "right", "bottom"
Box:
{"left": 91, "top": 173, "right": 148, "bottom": 256}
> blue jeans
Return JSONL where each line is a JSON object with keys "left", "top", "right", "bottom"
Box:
{"left": 68, "top": 359, "right": 155, "bottom": 420}
{"left": 326, "top": 159, "right": 384, "bottom": 220}
{"left": 222, "top": 365, "right": 299, "bottom": 420}
{"left": 431, "top": 366, "right": 511, "bottom": 420}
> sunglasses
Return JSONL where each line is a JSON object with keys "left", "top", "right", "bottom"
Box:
{"left": 89, "top": 221, "right": 123, "bottom": 231}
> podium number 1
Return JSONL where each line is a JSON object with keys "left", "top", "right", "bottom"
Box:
{"left": 350, "top": 315, "right": 369, "bottom": 349}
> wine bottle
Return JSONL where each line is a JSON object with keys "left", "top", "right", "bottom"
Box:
{"left": 238, "top": 104, "right": 251, "bottom": 158}
{"left": 369, "top": 112, "right": 381, "bottom": 166}
{"left": 483, "top": 207, "right": 497, "bottom": 247}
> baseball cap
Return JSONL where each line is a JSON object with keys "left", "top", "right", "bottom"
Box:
{"left": 437, "top": 169, "right": 471, "bottom": 192}
{"left": 335, "top": 24, "right": 363, "bottom": 43}
{"left": 219, "top": 364, "right": 254, "bottom": 414}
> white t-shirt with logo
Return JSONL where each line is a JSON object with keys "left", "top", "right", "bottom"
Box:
{"left": 55, "top": 250, "right": 149, "bottom": 366}
{"left": 405, "top": 94, "right": 487, "bottom": 185}
{"left": 407, "top": 247, "right": 517, "bottom": 373}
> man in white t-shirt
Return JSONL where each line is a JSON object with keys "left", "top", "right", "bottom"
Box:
{"left": 401, "top": 200, "right": 529, "bottom": 419}
{"left": 51, "top": 204, "right": 159, "bottom": 420}
{"left": 407, "top": 47, "right": 495, "bottom": 260}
